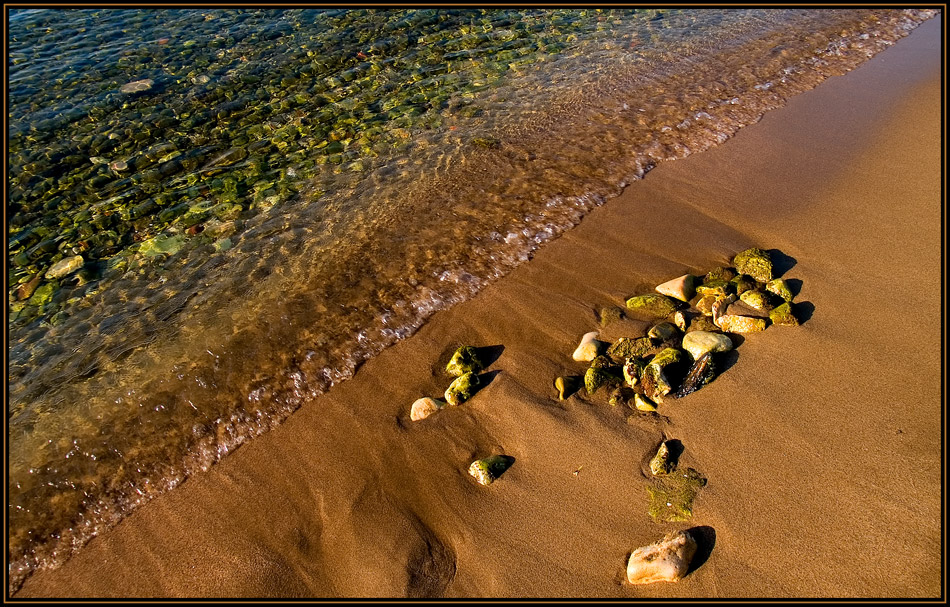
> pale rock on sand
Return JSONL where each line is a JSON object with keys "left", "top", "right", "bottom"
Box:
{"left": 656, "top": 274, "right": 696, "bottom": 303}
{"left": 681, "top": 331, "right": 732, "bottom": 361}
{"left": 572, "top": 331, "right": 604, "bottom": 362}
{"left": 626, "top": 530, "right": 698, "bottom": 585}
{"left": 410, "top": 397, "right": 445, "bottom": 421}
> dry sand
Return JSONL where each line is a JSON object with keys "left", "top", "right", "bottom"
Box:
{"left": 14, "top": 15, "right": 942, "bottom": 599}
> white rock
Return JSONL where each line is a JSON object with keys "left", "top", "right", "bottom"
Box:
{"left": 410, "top": 397, "right": 444, "bottom": 421}
{"left": 681, "top": 331, "right": 733, "bottom": 361}
{"left": 626, "top": 530, "right": 698, "bottom": 585}
{"left": 655, "top": 274, "right": 696, "bottom": 303}
{"left": 572, "top": 331, "right": 603, "bottom": 362}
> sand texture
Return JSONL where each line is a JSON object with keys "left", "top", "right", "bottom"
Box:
{"left": 14, "top": 16, "right": 942, "bottom": 599}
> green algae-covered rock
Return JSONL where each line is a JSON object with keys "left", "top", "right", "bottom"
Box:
{"left": 647, "top": 467, "right": 707, "bottom": 523}
{"left": 766, "top": 278, "right": 794, "bottom": 302}
{"left": 599, "top": 305, "right": 625, "bottom": 327}
{"left": 731, "top": 274, "right": 758, "bottom": 295}
{"left": 444, "top": 371, "right": 480, "bottom": 406}
{"left": 650, "top": 347, "right": 683, "bottom": 370}
{"left": 650, "top": 441, "right": 675, "bottom": 476}
{"left": 733, "top": 247, "right": 773, "bottom": 282}
{"left": 739, "top": 289, "right": 772, "bottom": 311}
{"left": 705, "top": 266, "right": 737, "bottom": 282}
{"left": 625, "top": 294, "right": 678, "bottom": 319}
{"left": 687, "top": 315, "right": 720, "bottom": 334}
{"left": 695, "top": 279, "right": 734, "bottom": 298}
{"left": 769, "top": 302, "right": 800, "bottom": 327}
{"left": 696, "top": 295, "right": 717, "bottom": 317}
{"left": 446, "top": 345, "right": 484, "bottom": 376}
{"left": 608, "top": 336, "right": 654, "bottom": 360}
{"left": 590, "top": 355, "right": 615, "bottom": 370}
{"left": 585, "top": 366, "right": 621, "bottom": 395}
{"left": 468, "top": 454, "right": 514, "bottom": 486}
{"left": 716, "top": 314, "right": 769, "bottom": 333}
{"left": 28, "top": 282, "right": 56, "bottom": 306}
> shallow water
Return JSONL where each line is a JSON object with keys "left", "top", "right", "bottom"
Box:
{"left": 7, "top": 7, "right": 935, "bottom": 591}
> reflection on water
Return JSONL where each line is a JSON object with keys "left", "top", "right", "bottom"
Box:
{"left": 7, "top": 7, "right": 934, "bottom": 592}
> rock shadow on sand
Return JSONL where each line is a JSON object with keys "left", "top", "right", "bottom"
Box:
{"left": 766, "top": 249, "right": 796, "bottom": 278}
{"left": 685, "top": 525, "right": 716, "bottom": 575}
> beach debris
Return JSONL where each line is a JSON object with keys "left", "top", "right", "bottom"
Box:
{"left": 608, "top": 336, "right": 654, "bottom": 361}
{"left": 626, "top": 530, "right": 698, "bottom": 585}
{"left": 732, "top": 247, "right": 773, "bottom": 282}
{"left": 769, "top": 302, "right": 800, "bottom": 327}
{"left": 45, "top": 255, "right": 84, "bottom": 280}
{"left": 445, "top": 371, "right": 480, "bottom": 406}
{"left": 681, "top": 331, "right": 732, "bottom": 361}
{"left": 625, "top": 293, "right": 678, "bottom": 319}
{"left": 648, "top": 321, "right": 679, "bottom": 342}
{"left": 647, "top": 467, "right": 707, "bottom": 522}
{"left": 655, "top": 274, "right": 696, "bottom": 303}
{"left": 739, "top": 289, "right": 772, "bottom": 311}
{"left": 468, "top": 454, "right": 514, "bottom": 486}
{"left": 673, "top": 353, "right": 716, "bottom": 398}
{"left": 766, "top": 278, "right": 794, "bottom": 302}
{"left": 573, "top": 331, "right": 605, "bottom": 362}
{"left": 715, "top": 314, "right": 768, "bottom": 333}
{"left": 649, "top": 440, "right": 676, "bottom": 475}
{"left": 410, "top": 397, "right": 446, "bottom": 421}
{"left": 446, "top": 345, "right": 485, "bottom": 376}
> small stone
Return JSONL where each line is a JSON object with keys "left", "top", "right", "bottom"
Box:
{"left": 608, "top": 337, "right": 654, "bottom": 360}
{"left": 410, "top": 397, "right": 445, "bottom": 421}
{"left": 16, "top": 274, "right": 43, "bottom": 301}
{"left": 641, "top": 364, "right": 672, "bottom": 401}
{"left": 45, "top": 255, "right": 84, "bottom": 280}
{"left": 109, "top": 160, "right": 129, "bottom": 171}
{"left": 674, "top": 353, "right": 717, "bottom": 398}
{"left": 681, "top": 331, "right": 733, "bottom": 361}
{"left": 766, "top": 278, "right": 794, "bottom": 302}
{"left": 648, "top": 322, "right": 678, "bottom": 341}
{"left": 633, "top": 393, "right": 657, "bottom": 412}
{"left": 28, "top": 282, "right": 55, "bottom": 306}
{"left": 655, "top": 274, "right": 696, "bottom": 303}
{"left": 444, "top": 372, "right": 480, "bottom": 406}
{"left": 120, "top": 78, "right": 154, "bottom": 94}
{"left": 733, "top": 247, "right": 773, "bottom": 282}
{"left": 573, "top": 331, "right": 605, "bottom": 362}
{"left": 626, "top": 530, "right": 698, "bottom": 585}
{"left": 649, "top": 347, "right": 683, "bottom": 370}
{"left": 585, "top": 366, "right": 620, "bottom": 395}
{"left": 446, "top": 345, "right": 485, "bottom": 376}
{"left": 468, "top": 455, "right": 514, "bottom": 485}
{"left": 739, "top": 289, "right": 772, "bottom": 311}
{"left": 673, "top": 311, "right": 687, "bottom": 331}
{"left": 625, "top": 294, "right": 678, "bottom": 319}
{"left": 705, "top": 266, "right": 736, "bottom": 282}
{"left": 716, "top": 314, "right": 768, "bottom": 333}
{"left": 650, "top": 441, "right": 675, "bottom": 475}
{"left": 769, "top": 302, "right": 800, "bottom": 327}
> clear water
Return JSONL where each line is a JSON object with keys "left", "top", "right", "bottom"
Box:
{"left": 7, "top": 7, "right": 935, "bottom": 591}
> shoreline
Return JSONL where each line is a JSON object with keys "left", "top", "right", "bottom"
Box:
{"left": 14, "top": 15, "right": 942, "bottom": 599}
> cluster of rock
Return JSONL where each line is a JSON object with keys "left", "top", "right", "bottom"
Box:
{"left": 409, "top": 346, "right": 513, "bottom": 485}
{"left": 565, "top": 247, "right": 802, "bottom": 585}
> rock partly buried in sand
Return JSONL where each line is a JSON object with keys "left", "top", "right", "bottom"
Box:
{"left": 573, "top": 331, "right": 605, "bottom": 362}
{"left": 648, "top": 322, "right": 679, "bottom": 341}
{"left": 599, "top": 305, "right": 625, "bottom": 327}
{"left": 45, "top": 255, "right": 84, "bottom": 280}
{"left": 446, "top": 345, "right": 485, "bottom": 376}
{"left": 410, "top": 397, "right": 446, "bottom": 421}
{"left": 673, "top": 353, "right": 716, "bottom": 398}
{"left": 739, "top": 289, "right": 772, "bottom": 311}
{"left": 625, "top": 294, "right": 678, "bottom": 319}
{"left": 733, "top": 247, "right": 773, "bottom": 282}
{"left": 766, "top": 278, "right": 794, "bottom": 302}
{"left": 120, "top": 78, "right": 154, "bottom": 93}
{"left": 650, "top": 441, "right": 675, "bottom": 475}
{"left": 769, "top": 302, "right": 800, "bottom": 327}
{"left": 585, "top": 366, "right": 621, "bottom": 395}
{"left": 681, "top": 331, "right": 732, "bottom": 361}
{"left": 445, "top": 372, "right": 480, "bottom": 406}
{"left": 647, "top": 467, "right": 707, "bottom": 522}
{"left": 468, "top": 454, "right": 514, "bottom": 486}
{"left": 715, "top": 314, "right": 768, "bottom": 333}
{"left": 655, "top": 274, "right": 696, "bottom": 303}
{"left": 626, "top": 530, "right": 698, "bottom": 585}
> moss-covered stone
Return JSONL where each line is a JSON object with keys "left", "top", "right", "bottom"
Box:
{"left": 705, "top": 266, "right": 736, "bottom": 282}
{"left": 599, "top": 305, "right": 624, "bottom": 327}
{"left": 625, "top": 293, "right": 677, "bottom": 319}
{"left": 647, "top": 467, "right": 707, "bottom": 523}
{"left": 650, "top": 347, "right": 683, "bottom": 370}
{"left": 590, "top": 355, "right": 615, "bottom": 370}
{"left": 584, "top": 366, "right": 620, "bottom": 395}
{"left": 608, "top": 336, "right": 654, "bottom": 360}
{"left": 716, "top": 314, "right": 769, "bottom": 333}
{"left": 641, "top": 364, "right": 672, "bottom": 401}
{"left": 650, "top": 441, "right": 675, "bottom": 476}
{"left": 696, "top": 295, "right": 717, "bottom": 317}
{"left": 444, "top": 371, "right": 480, "bottom": 406}
{"left": 739, "top": 289, "right": 772, "bottom": 311}
{"left": 468, "top": 454, "right": 514, "bottom": 485}
{"left": 769, "top": 302, "right": 800, "bottom": 327}
{"left": 733, "top": 247, "right": 773, "bottom": 282}
{"left": 766, "top": 278, "right": 794, "bottom": 302}
{"left": 446, "top": 345, "right": 484, "bottom": 377}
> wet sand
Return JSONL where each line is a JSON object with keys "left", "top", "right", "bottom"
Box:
{"left": 14, "top": 15, "right": 942, "bottom": 599}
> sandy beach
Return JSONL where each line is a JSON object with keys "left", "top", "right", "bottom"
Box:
{"left": 13, "top": 15, "right": 942, "bottom": 599}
